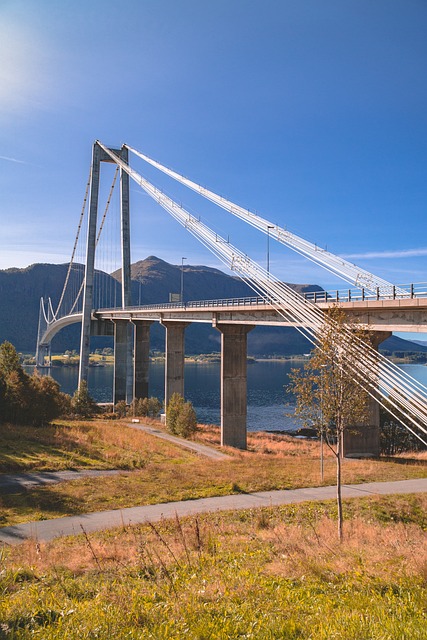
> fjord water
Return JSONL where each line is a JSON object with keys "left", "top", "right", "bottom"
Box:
{"left": 37, "top": 361, "right": 427, "bottom": 433}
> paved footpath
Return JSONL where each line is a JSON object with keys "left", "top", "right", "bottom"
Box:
{"left": 127, "top": 423, "right": 232, "bottom": 460}
{"left": 1, "top": 478, "right": 426, "bottom": 546}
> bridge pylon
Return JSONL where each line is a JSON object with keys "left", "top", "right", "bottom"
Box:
{"left": 78, "top": 141, "right": 132, "bottom": 402}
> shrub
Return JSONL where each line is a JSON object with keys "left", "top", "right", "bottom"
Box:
{"left": 30, "top": 373, "right": 71, "bottom": 424}
{"left": 147, "top": 396, "right": 162, "bottom": 417}
{"left": 166, "top": 393, "right": 197, "bottom": 438}
{"left": 71, "top": 380, "right": 97, "bottom": 417}
{"left": 114, "top": 400, "right": 128, "bottom": 418}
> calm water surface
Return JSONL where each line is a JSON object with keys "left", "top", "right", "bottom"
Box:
{"left": 35, "top": 361, "right": 427, "bottom": 433}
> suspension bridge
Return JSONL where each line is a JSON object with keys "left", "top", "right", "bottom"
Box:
{"left": 36, "top": 142, "right": 427, "bottom": 454}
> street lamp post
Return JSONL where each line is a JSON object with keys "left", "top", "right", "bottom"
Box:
{"left": 181, "top": 257, "right": 187, "bottom": 304}
{"left": 267, "top": 226, "right": 274, "bottom": 279}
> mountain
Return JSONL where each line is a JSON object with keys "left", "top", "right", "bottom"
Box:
{"left": 0, "top": 256, "right": 425, "bottom": 357}
{"left": 112, "top": 255, "right": 320, "bottom": 304}
{"left": 0, "top": 263, "right": 121, "bottom": 353}
{"left": 114, "top": 256, "right": 323, "bottom": 355}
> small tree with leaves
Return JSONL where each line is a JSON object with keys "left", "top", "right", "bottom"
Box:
{"left": 289, "top": 306, "right": 372, "bottom": 541}
{"left": 0, "top": 341, "right": 21, "bottom": 378}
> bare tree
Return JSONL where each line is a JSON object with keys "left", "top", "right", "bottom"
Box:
{"left": 289, "top": 306, "right": 372, "bottom": 541}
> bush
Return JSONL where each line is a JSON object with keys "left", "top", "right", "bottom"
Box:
{"left": 71, "top": 380, "right": 97, "bottom": 418}
{"left": 130, "top": 396, "right": 162, "bottom": 418}
{"left": 175, "top": 401, "right": 197, "bottom": 437}
{"left": 115, "top": 400, "right": 128, "bottom": 418}
{"left": 0, "top": 341, "right": 71, "bottom": 425}
{"left": 166, "top": 393, "right": 197, "bottom": 438}
{"left": 30, "top": 373, "right": 71, "bottom": 424}
{"left": 380, "top": 410, "right": 426, "bottom": 454}
{"left": 147, "top": 396, "right": 162, "bottom": 417}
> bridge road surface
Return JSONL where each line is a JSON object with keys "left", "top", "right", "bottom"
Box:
{"left": 1, "top": 478, "right": 426, "bottom": 546}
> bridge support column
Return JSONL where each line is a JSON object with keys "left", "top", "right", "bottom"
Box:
{"left": 36, "top": 343, "right": 49, "bottom": 368}
{"left": 79, "top": 142, "right": 101, "bottom": 388}
{"left": 113, "top": 320, "right": 133, "bottom": 405}
{"left": 343, "top": 330, "right": 392, "bottom": 458}
{"left": 161, "top": 321, "right": 189, "bottom": 409}
{"left": 78, "top": 142, "right": 132, "bottom": 392}
{"left": 133, "top": 320, "right": 153, "bottom": 400}
{"left": 217, "top": 324, "right": 254, "bottom": 450}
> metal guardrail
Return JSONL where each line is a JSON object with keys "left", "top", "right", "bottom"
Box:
{"left": 97, "top": 282, "right": 427, "bottom": 314}
{"left": 303, "top": 282, "right": 427, "bottom": 303}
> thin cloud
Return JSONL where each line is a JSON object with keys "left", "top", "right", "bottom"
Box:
{"left": 341, "top": 248, "right": 427, "bottom": 260}
{"left": 0, "top": 155, "right": 27, "bottom": 165}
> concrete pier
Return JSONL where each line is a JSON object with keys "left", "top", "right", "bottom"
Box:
{"left": 217, "top": 324, "right": 253, "bottom": 449}
{"left": 161, "top": 321, "right": 189, "bottom": 408}
{"left": 133, "top": 320, "right": 152, "bottom": 400}
{"left": 343, "top": 330, "right": 392, "bottom": 457}
{"left": 113, "top": 320, "right": 130, "bottom": 404}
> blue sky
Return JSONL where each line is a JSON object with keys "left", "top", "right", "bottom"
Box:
{"left": 0, "top": 0, "right": 426, "bottom": 340}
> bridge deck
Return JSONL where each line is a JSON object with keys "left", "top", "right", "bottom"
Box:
{"left": 39, "top": 289, "right": 427, "bottom": 345}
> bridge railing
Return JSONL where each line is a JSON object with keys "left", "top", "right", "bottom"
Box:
{"left": 122, "top": 296, "right": 270, "bottom": 311}
{"left": 303, "top": 282, "right": 427, "bottom": 304}
{"left": 95, "top": 282, "right": 427, "bottom": 313}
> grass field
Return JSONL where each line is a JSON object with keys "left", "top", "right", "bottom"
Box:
{"left": 1, "top": 493, "right": 426, "bottom": 638}
{"left": 0, "top": 419, "right": 426, "bottom": 637}
{"left": 0, "top": 419, "right": 426, "bottom": 527}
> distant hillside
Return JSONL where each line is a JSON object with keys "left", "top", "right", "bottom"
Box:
{"left": 0, "top": 256, "right": 424, "bottom": 357}
{"left": 380, "top": 335, "right": 427, "bottom": 354}
{"left": 0, "top": 263, "right": 121, "bottom": 353}
{"left": 112, "top": 255, "right": 319, "bottom": 303}
{"left": 115, "top": 256, "right": 323, "bottom": 355}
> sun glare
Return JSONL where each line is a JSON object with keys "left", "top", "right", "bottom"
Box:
{"left": 0, "top": 17, "right": 52, "bottom": 116}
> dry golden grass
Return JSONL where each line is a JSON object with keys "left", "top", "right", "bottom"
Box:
{"left": 1, "top": 419, "right": 426, "bottom": 527}
{"left": 0, "top": 419, "right": 195, "bottom": 473}
{"left": 2, "top": 493, "right": 426, "bottom": 638}
{"left": 7, "top": 494, "right": 427, "bottom": 585}
{"left": 195, "top": 422, "right": 323, "bottom": 456}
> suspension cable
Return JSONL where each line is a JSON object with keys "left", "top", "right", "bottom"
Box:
{"left": 53, "top": 169, "right": 92, "bottom": 318}
{"left": 68, "top": 166, "right": 119, "bottom": 316}
{"left": 98, "top": 141, "right": 427, "bottom": 445}
{"left": 126, "top": 144, "right": 407, "bottom": 296}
